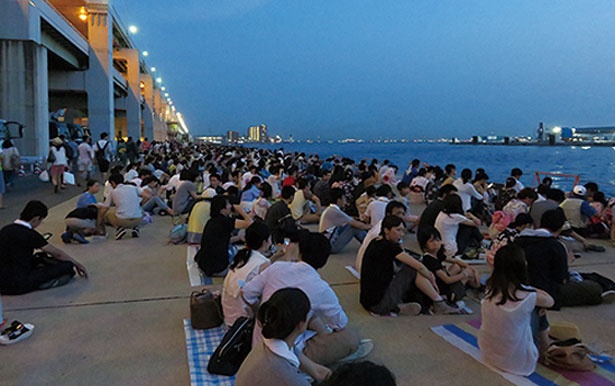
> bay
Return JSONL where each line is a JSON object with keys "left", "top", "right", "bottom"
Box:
{"left": 253, "top": 143, "right": 615, "bottom": 196}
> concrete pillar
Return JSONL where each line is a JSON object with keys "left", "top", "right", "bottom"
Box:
{"left": 141, "top": 73, "right": 154, "bottom": 140}
{"left": 0, "top": 40, "right": 49, "bottom": 157}
{"left": 85, "top": 6, "right": 114, "bottom": 141}
{"left": 114, "top": 48, "right": 141, "bottom": 140}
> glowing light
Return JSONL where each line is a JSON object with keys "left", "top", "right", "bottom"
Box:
{"left": 128, "top": 25, "right": 138, "bottom": 34}
{"left": 164, "top": 93, "right": 169, "bottom": 97}
{"left": 151, "top": 67, "right": 156, "bottom": 72}
{"left": 78, "top": 7, "right": 88, "bottom": 21}
{"left": 142, "top": 51, "right": 149, "bottom": 57}
{"left": 552, "top": 126, "right": 562, "bottom": 134}
{"left": 161, "top": 86, "right": 166, "bottom": 91}
{"left": 156, "top": 77, "right": 162, "bottom": 83}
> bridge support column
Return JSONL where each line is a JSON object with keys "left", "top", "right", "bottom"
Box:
{"left": 0, "top": 40, "right": 49, "bottom": 157}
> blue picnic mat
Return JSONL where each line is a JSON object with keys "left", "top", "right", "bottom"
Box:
{"left": 184, "top": 319, "right": 234, "bottom": 386}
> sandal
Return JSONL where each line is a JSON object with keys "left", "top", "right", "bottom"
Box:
{"left": 0, "top": 321, "right": 34, "bottom": 345}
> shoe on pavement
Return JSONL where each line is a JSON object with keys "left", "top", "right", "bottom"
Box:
{"left": 397, "top": 302, "right": 422, "bottom": 316}
{"left": 115, "top": 227, "right": 127, "bottom": 240}
{"left": 338, "top": 339, "right": 374, "bottom": 363}
{"left": 0, "top": 321, "right": 34, "bottom": 345}
{"left": 432, "top": 300, "right": 463, "bottom": 315}
{"left": 131, "top": 227, "right": 140, "bottom": 238}
{"left": 602, "top": 290, "right": 615, "bottom": 303}
{"left": 61, "top": 231, "right": 72, "bottom": 244}
{"left": 72, "top": 233, "right": 89, "bottom": 244}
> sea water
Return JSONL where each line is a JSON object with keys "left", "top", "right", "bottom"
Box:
{"left": 253, "top": 143, "right": 615, "bottom": 196}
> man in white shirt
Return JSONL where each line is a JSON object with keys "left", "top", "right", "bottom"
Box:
{"left": 242, "top": 231, "right": 364, "bottom": 366}
{"left": 319, "top": 188, "right": 371, "bottom": 254}
{"left": 100, "top": 173, "right": 143, "bottom": 240}
{"left": 511, "top": 167, "right": 524, "bottom": 193}
{"left": 362, "top": 184, "right": 393, "bottom": 227}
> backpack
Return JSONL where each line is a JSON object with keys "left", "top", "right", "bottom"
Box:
{"left": 169, "top": 223, "right": 187, "bottom": 244}
{"left": 207, "top": 316, "right": 254, "bottom": 376}
{"left": 95, "top": 141, "right": 110, "bottom": 169}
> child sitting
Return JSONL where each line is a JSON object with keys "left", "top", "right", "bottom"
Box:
{"left": 418, "top": 226, "right": 480, "bottom": 304}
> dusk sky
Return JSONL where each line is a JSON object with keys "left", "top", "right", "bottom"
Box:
{"left": 116, "top": 1, "right": 615, "bottom": 140}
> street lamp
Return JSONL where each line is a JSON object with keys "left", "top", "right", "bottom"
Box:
{"left": 129, "top": 25, "right": 138, "bottom": 34}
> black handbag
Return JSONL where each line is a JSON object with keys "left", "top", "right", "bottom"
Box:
{"left": 190, "top": 289, "right": 223, "bottom": 330}
{"left": 207, "top": 316, "right": 255, "bottom": 376}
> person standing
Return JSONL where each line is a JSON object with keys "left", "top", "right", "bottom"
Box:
{"left": 48, "top": 137, "right": 67, "bottom": 193}
{"left": 77, "top": 136, "right": 95, "bottom": 186}
{"left": 1, "top": 140, "right": 20, "bottom": 188}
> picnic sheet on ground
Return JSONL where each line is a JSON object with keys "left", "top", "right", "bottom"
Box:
{"left": 187, "top": 245, "right": 213, "bottom": 287}
{"left": 431, "top": 320, "right": 615, "bottom": 386}
{"left": 184, "top": 319, "right": 234, "bottom": 386}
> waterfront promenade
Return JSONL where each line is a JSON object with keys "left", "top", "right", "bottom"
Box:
{"left": 1, "top": 177, "right": 614, "bottom": 385}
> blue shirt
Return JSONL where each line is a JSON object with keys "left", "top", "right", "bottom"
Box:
{"left": 240, "top": 185, "right": 261, "bottom": 202}
{"left": 76, "top": 192, "right": 97, "bottom": 208}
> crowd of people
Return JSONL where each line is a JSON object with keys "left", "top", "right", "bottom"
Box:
{"left": 1, "top": 135, "right": 615, "bottom": 381}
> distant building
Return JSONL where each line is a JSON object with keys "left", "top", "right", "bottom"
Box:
{"left": 248, "top": 124, "right": 268, "bottom": 143}
{"left": 560, "top": 126, "right": 615, "bottom": 142}
{"left": 227, "top": 130, "right": 239, "bottom": 144}
{"left": 198, "top": 135, "right": 225, "bottom": 144}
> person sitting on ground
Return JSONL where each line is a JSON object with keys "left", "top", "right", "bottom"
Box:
{"left": 510, "top": 168, "right": 524, "bottom": 193}
{"left": 434, "top": 194, "right": 482, "bottom": 259}
{"left": 478, "top": 244, "right": 553, "bottom": 376}
{"left": 252, "top": 182, "right": 273, "bottom": 221}
{"left": 494, "top": 177, "right": 517, "bottom": 211}
{"left": 195, "top": 195, "right": 252, "bottom": 276}
{"left": 290, "top": 177, "right": 322, "bottom": 224}
{"left": 354, "top": 185, "right": 376, "bottom": 220}
{"left": 265, "top": 185, "right": 297, "bottom": 242}
{"left": 588, "top": 191, "right": 611, "bottom": 238}
{"left": 514, "top": 209, "right": 609, "bottom": 309}
{"left": 242, "top": 231, "right": 365, "bottom": 371}
{"left": 100, "top": 173, "right": 144, "bottom": 240}
{"left": 453, "top": 168, "right": 483, "bottom": 213}
{"left": 141, "top": 176, "right": 174, "bottom": 216}
{"left": 0, "top": 201, "right": 88, "bottom": 295}
{"left": 417, "top": 184, "right": 458, "bottom": 235}
{"left": 360, "top": 215, "right": 461, "bottom": 316}
{"left": 440, "top": 164, "right": 456, "bottom": 186}
{"left": 502, "top": 187, "right": 537, "bottom": 221}
{"left": 319, "top": 188, "right": 371, "bottom": 254}
{"left": 240, "top": 175, "right": 262, "bottom": 204}
{"left": 396, "top": 181, "right": 411, "bottom": 209}
{"left": 202, "top": 172, "right": 224, "bottom": 197}
{"left": 172, "top": 169, "right": 202, "bottom": 215}
{"left": 559, "top": 185, "right": 598, "bottom": 238}
{"left": 63, "top": 182, "right": 106, "bottom": 243}
{"left": 235, "top": 288, "right": 329, "bottom": 386}
{"left": 356, "top": 200, "right": 408, "bottom": 273}
{"left": 321, "top": 361, "right": 397, "bottom": 386}
{"left": 222, "top": 221, "right": 285, "bottom": 327}
{"left": 312, "top": 169, "right": 332, "bottom": 206}
{"left": 418, "top": 226, "right": 480, "bottom": 303}
{"left": 485, "top": 213, "right": 534, "bottom": 267}
{"left": 361, "top": 184, "right": 393, "bottom": 227}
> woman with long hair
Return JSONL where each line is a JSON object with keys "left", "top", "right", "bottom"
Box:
{"left": 221, "top": 221, "right": 283, "bottom": 326}
{"left": 434, "top": 194, "right": 481, "bottom": 258}
{"left": 478, "top": 244, "right": 554, "bottom": 376}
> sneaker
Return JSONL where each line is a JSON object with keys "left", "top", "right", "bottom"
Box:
{"left": 72, "top": 233, "right": 89, "bottom": 244}
{"left": 397, "top": 302, "right": 422, "bottom": 316}
{"left": 432, "top": 300, "right": 463, "bottom": 315}
{"left": 131, "top": 227, "right": 140, "bottom": 238}
{"left": 115, "top": 227, "right": 127, "bottom": 240}
{"left": 337, "top": 339, "right": 374, "bottom": 363}
{"left": 602, "top": 290, "right": 615, "bottom": 303}
{"left": 0, "top": 321, "right": 34, "bottom": 345}
{"left": 61, "top": 231, "right": 72, "bottom": 244}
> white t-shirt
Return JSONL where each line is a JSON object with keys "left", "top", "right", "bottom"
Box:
{"left": 319, "top": 204, "right": 353, "bottom": 233}
{"left": 221, "top": 251, "right": 269, "bottom": 327}
{"left": 104, "top": 184, "right": 143, "bottom": 219}
{"left": 453, "top": 179, "right": 483, "bottom": 212}
{"left": 364, "top": 197, "right": 389, "bottom": 227}
{"left": 434, "top": 212, "right": 469, "bottom": 257}
{"left": 478, "top": 289, "right": 538, "bottom": 376}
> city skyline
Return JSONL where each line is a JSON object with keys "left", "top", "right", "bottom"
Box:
{"left": 117, "top": 1, "right": 615, "bottom": 140}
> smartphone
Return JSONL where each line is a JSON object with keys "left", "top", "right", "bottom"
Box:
{"left": 283, "top": 238, "right": 290, "bottom": 246}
